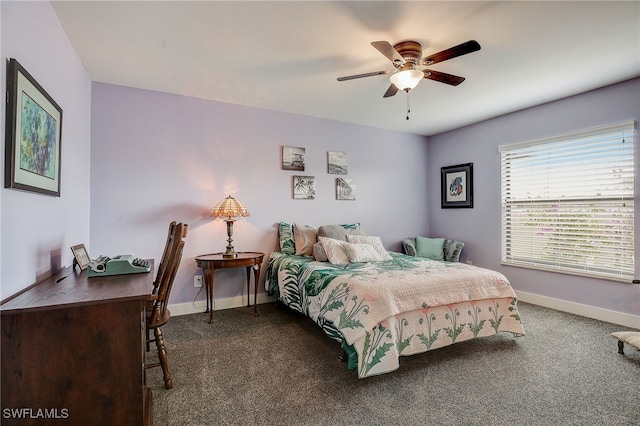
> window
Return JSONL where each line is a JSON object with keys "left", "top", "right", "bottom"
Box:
{"left": 499, "top": 121, "right": 635, "bottom": 282}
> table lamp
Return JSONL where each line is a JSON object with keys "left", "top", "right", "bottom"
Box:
{"left": 211, "top": 195, "right": 250, "bottom": 258}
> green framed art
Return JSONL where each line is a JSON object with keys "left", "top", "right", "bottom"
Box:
{"left": 5, "top": 58, "right": 63, "bottom": 196}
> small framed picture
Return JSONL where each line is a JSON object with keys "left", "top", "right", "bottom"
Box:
{"left": 5, "top": 58, "right": 63, "bottom": 196}
{"left": 282, "top": 146, "right": 305, "bottom": 171}
{"left": 328, "top": 151, "right": 347, "bottom": 174}
{"left": 292, "top": 175, "right": 315, "bottom": 199}
{"left": 336, "top": 178, "right": 356, "bottom": 200}
{"left": 441, "top": 163, "right": 473, "bottom": 208}
{"left": 71, "top": 244, "right": 91, "bottom": 270}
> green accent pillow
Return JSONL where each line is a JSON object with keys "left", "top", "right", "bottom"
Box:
{"left": 339, "top": 223, "right": 361, "bottom": 230}
{"left": 444, "top": 239, "right": 465, "bottom": 262}
{"left": 415, "top": 236, "right": 445, "bottom": 261}
{"left": 278, "top": 222, "right": 295, "bottom": 255}
{"left": 402, "top": 238, "right": 417, "bottom": 257}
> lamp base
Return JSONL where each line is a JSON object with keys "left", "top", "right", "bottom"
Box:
{"left": 223, "top": 219, "right": 237, "bottom": 258}
{"left": 222, "top": 248, "right": 237, "bottom": 258}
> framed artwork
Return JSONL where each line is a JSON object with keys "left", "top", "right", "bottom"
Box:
{"left": 5, "top": 58, "right": 63, "bottom": 196}
{"left": 293, "top": 175, "right": 315, "bottom": 199}
{"left": 441, "top": 163, "right": 473, "bottom": 208}
{"left": 71, "top": 244, "right": 91, "bottom": 270}
{"left": 336, "top": 178, "right": 356, "bottom": 200}
{"left": 328, "top": 151, "right": 347, "bottom": 174}
{"left": 282, "top": 146, "right": 305, "bottom": 171}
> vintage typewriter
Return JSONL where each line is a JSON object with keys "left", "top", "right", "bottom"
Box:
{"left": 87, "top": 254, "right": 151, "bottom": 277}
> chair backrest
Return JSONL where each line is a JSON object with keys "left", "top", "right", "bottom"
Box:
{"left": 152, "top": 221, "right": 178, "bottom": 295}
{"left": 149, "top": 222, "right": 188, "bottom": 326}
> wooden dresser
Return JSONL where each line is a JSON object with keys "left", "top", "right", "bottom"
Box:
{"left": 1, "top": 263, "right": 153, "bottom": 425}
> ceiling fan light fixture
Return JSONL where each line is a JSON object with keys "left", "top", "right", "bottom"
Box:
{"left": 390, "top": 69, "right": 424, "bottom": 91}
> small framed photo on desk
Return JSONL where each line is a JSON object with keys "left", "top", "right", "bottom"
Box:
{"left": 71, "top": 244, "right": 91, "bottom": 270}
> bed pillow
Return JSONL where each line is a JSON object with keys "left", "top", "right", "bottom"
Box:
{"left": 346, "top": 235, "right": 392, "bottom": 261}
{"left": 402, "top": 238, "right": 417, "bottom": 257}
{"left": 294, "top": 223, "right": 317, "bottom": 256}
{"left": 415, "top": 236, "right": 445, "bottom": 261}
{"left": 444, "top": 239, "right": 465, "bottom": 262}
{"left": 318, "top": 236, "right": 350, "bottom": 265}
{"left": 278, "top": 222, "right": 295, "bottom": 255}
{"left": 317, "top": 224, "right": 366, "bottom": 241}
{"left": 312, "top": 242, "right": 328, "bottom": 262}
{"left": 339, "top": 223, "right": 361, "bottom": 230}
{"left": 343, "top": 242, "right": 387, "bottom": 263}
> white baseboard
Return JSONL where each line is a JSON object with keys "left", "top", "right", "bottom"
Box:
{"left": 516, "top": 290, "right": 640, "bottom": 329}
{"left": 169, "top": 293, "right": 276, "bottom": 317}
{"left": 169, "top": 291, "right": 639, "bottom": 329}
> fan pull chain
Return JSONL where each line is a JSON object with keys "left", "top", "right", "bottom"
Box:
{"left": 406, "top": 90, "right": 411, "bottom": 120}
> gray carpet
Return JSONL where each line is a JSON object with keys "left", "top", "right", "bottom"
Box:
{"left": 147, "top": 302, "right": 639, "bottom": 426}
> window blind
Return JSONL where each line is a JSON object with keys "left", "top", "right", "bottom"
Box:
{"left": 499, "top": 121, "right": 635, "bottom": 282}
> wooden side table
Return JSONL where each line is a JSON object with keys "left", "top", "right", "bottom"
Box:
{"left": 195, "top": 252, "right": 264, "bottom": 323}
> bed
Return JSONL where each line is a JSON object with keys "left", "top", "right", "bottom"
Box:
{"left": 266, "top": 223, "right": 526, "bottom": 378}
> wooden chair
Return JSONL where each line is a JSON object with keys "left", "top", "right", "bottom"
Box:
{"left": 150, "top": 221, "right": 180, "bottom": 298}
{"left": 146, "top": 221, "right": 188, "bottom": 389}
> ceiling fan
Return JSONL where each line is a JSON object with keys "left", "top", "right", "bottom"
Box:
{"left": 337, "top": 39, "right": 481, "bottom": 119}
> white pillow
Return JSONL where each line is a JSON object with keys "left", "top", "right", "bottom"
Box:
{"left": 346, "top": 235, "right": 392, "bottom": 261}
{"left": 318, "top": 236, "right": 349, "bottom": 265}
{"left": 342, "top": 242, "right": 385, "bottom": 263}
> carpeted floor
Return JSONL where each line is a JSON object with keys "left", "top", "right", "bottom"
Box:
{"left": 147, "top": 302, "right": 639, "bottom": 426}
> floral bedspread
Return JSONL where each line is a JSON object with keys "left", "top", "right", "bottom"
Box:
{"left": 266, "top": 252, "right": 525, "bottom": 378}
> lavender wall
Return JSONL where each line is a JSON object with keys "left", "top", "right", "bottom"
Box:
{"left": 3, "top": 2, "right": 634, "bottom": 322}
{"left": 0, "top": 1, "right": 92, "bottom": 298}
{"left": 90, "top": 83, "right": 430, "bottom": 307}
{"left": 429, "top": 78, "right": 640, "bottom": 317}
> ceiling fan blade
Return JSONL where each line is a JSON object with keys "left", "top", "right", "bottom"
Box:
{"left": 371, "top": 41, "right": 405, "bottom": 65}
{"left": 337, "top": 70, "right": 390, "bottom": 81}
{"left": 423, "top": 70, "right": 466, "bottom": 86}
{"left": 421, "top": 40, "right": 481, "bottom": 66}
{"left": 383, "top": 84, "right": 399, "bottom": 98}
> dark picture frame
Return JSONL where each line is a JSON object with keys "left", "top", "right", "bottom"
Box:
{"left": 5, "top": 58, "right": 63, "bottom": 196}
{"left": 441, "top": 163, "right": 473, "bottom": 208}
{"left": 71, "top": 244, "right": 91, "bottom": 270}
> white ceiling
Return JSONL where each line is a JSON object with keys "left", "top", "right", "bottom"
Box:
{"left": 51, "top": 1, "right": 640, "bottom": 136}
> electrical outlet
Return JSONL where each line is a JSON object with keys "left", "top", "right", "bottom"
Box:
{"left": 194, "top": 275, "right": 203, "bottom": 288}
{"left": 466, "top": 260, "right": 473, "bottom": 265}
